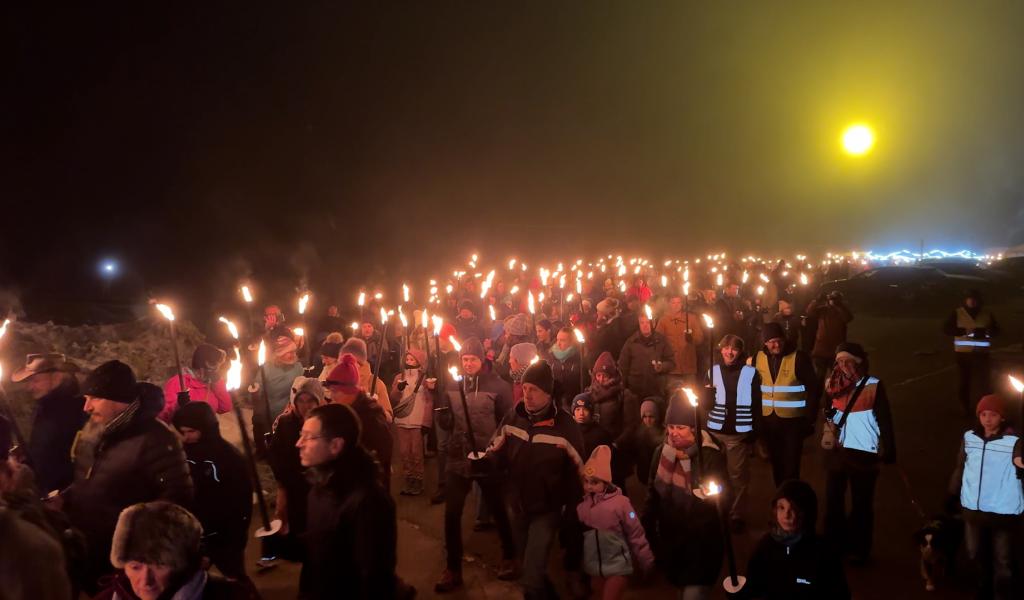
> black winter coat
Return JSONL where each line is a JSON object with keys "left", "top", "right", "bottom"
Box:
{"left": 300, "top": 448, "right": 398, "bottom": 599}
{"left": 542, "top": 348, "right": 582, "bottom": 411}
{"left": 345, "top": 393, "right": 393, "bottom": 487}
{"left": 65, "top": 390, "right": 193, "bottom": 588}
{"left": 487, "top": 402, "right": 585, "bottom": 516}
{"left": 268, "top": 411, "right": 311, "bottom": 536}
{"left": 27, "top": 378, "right": 86, "bottom": 493}
{"left": 579, "top": 420, "right": 614, "bottom": 460}
{"left": 617, "top": 331, "right": 675, "bottom": 400}
{"left": 740, "top": 533, "right": 850, "bottom": 599}
{"left": 183, "top": 434, "right": 252, "bottom": 550}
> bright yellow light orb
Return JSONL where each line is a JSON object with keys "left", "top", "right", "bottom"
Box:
{"left": 841, "top": 124, "right": 874, "bottom": 156}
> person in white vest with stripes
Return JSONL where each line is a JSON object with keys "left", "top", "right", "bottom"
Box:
{"left": 705, "top": 333, "right": 762, "bottom": 532}
{"left": 943, "top": 289, "right": 1001, "bottom": 416}
{"left": 948, "top": 394, "right": 1023, "bottom": 600}
{"left": 822, "top": 342, "right": 896, "bottom": 566}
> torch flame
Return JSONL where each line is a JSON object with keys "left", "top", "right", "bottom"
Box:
{"left": 715, "top": 273, "right": 723, "bottom": 287}
{"left": 155, "top": 303, "right": 175, "bottom": 321}
{"left": 489, "top": 305, "right": 496, "bottom": 321}
{"left": 528, "top": 291, "right": 535, "bottom": 314}
{"left": 257, "top": 340, "right": 267, "bottom": 367}
{"left": 573, "top": 328, "right": 585, "bottom": 344}
{"left": 683, "top": 282, "right": 691, "bottom": 296}
{"left": 448, "top": 366, "right": 463, "bottom": 382}
{"left": 298, "top": 293, "right": 310, "bottom": 315}
{"left": 756, "top": 285, "right": 765, "bottom": 296}
{"left": 358, "top": 292, "right": 366, "bottom": 307}
{"left": 509, "top": 258, "right": 517, "bottom": 270}
{"left": 351, "top": 321, "right": 359, "bottom": 331}
{"left": 421, "top": 310, "right": 430, "bottom": 329}
{"left": 644, "top": 305, "right": 653, "bottom": 321}
{"left": 403, "top": 284, "right": 410, "bottom": 303}
{"left": 226, "top": 350, "right": 243, "bottom": 392}
{"left": 799, "top": 273, "right": 809, "bottom": 286}
{"left": 0, "top": 319, "right": 10, "bottom": 341}
{"left": 431, "top": 315, "right": 443, "bottom": 336}
{"left": 705, "top": 480, "right": 722, "bottom": 497}
{"left": 293, "top": 327, "right": 304, "bottom": 337}
{"left": 702, "top": 313, "right": 714, "bottom": 329}
{"left": 218, "top": 316, "right": 239, "bottom": 340}
{"left": 530, "top": 355, "right": 539, "bottom": 365}
{"left": 241, "top": 286, "right": 253, "bottom": 303}
{"left": 661, "top": 275, "right": 668, "bottom": 287}
{"left": 448, "top": 336, "right": 462, "bottom": 352}
{"left": 380, "top": 307, "right": 388, "bottom": 325}
{"left": 399, "top": 310, "right": 408, "bottom": 328}
{"left": 682, "top": 387, "right": 699, "bottom": 407}
{"left": 510, "top": 285, "right": 519, "bottom": 295}
{"left": 1010, "top": 375, "right": 1024, "bottom": 393}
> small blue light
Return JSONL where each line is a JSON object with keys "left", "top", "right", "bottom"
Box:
{"left": 99, "top": 259, "right": 119, "bottom": 278}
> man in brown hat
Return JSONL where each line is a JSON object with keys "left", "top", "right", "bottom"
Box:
{"left": 11, "top": 353, "right": 86, "bottom": 493}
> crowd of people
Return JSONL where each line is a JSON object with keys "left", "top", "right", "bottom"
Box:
{"left": 0, "top": 257, "right": 1020, "bottom": 600}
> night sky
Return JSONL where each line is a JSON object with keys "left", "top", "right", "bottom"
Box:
{"left": 5, "top": 3, "right": 1024, "bottom": 320}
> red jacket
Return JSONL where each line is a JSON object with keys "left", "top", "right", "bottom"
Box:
{"left": 160, "top": 371, "right": 232, "bottom": 423}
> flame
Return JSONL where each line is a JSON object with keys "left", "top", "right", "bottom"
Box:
{"left": 573, "top": 328, "right": 585, "bottom": 344}
{"left": 576, "top": 279, "right": 582, "bottom": 294}
{"left": 218, "top": 316, "right": 239, "bottom": 340}
{"left": 509, "top": 258, "right": 517, "bottom": 270}
{"left": 529, "top": 355, "right": 539, "bottom": 365}
{"left": 1010, "top": 375, "right": 1024, "bottom": 393}
{"left": 538, "top": 291, "right": 545, "bottom": 303}
{"left": 742, "top": 271, "right": 749, "bottom": 283}
{"left": 241, "top": 285, "right": 253, "bottom": 303}
{"left": 298, "top": 293, "right": 310, "bottom": 315}
{"left": 705, "top": 480, "right": 722, "bottom": 497}
{"left": 448, "top": 365, "right": 463, "bottom": 382}
{"left": 759, "top": 273, "right": 770, "bottom": 283}
{"left": 661, "top": 275, "right": 668, "bottom": 287}
{"left": 448, "top": 336, "right": 462, "bottom": 352}
{"left": 0, "top": 318, "right": 10, "bottom": 341}
{"left": 683, "top": 267, "right": 689, "bottom": 282}
{"left": 399, "top": 309, "right": 408, "bottom": 328}
{"left": 226, "top": 351, "right": 243, "bottom": 392}
{"left": 445, "top": 284, "right": 454, "bottom": 295}
{"left": 421, "top": 310, "right": 430, "bottom": 329}
{"left": 510, "top": 285, "right": 519, "bottom": 295}
{"left": 292, "top": 327, "right": 305, "bottom": 337}
{"left": 489, "top": 305, "right": 496, "bottom": 321}
{"left": 257, "top": 340, "right": 267, "bottom": 366}
{"left": 358, "top": 292, "right": 366, "bottom": 307}
{"left": 380, "top": 307, "right": 388, "bottom": 325}
{"left": 702, "top": 313, "right": 714, "bottom": 329}
{"left": 799, "top": 273, "right": 809, "bottom": 286}
{"left": 403, "top": 284, "right": 410, "bottom": 303}
{"left": 682, "top": 387, "right": 699, "bottom": 407}
{"left": 644, "top": 305, "right": 653, "bottom": 321}
{"left": 350, "top": 321, "right": 359, "bottom": 331}
{"left": 756, "top": 285, "right": 765, "bottom": 296}
{"left": 374, "top": 292, "right": 383, "bottom": 300}
{"left": 155, "top": 303, "right": 175, "bottom": 321}
{"left": 431, "top": 315, "right": 443, "bottom": 336}
{"left": 528, "top": 291, "right": 535, "bottom": 314}
{"left": 715, "top": 273, "right": 723, "bottom": 287}
{"left": 683, "top": 282, "right": 691, "bottom": 296}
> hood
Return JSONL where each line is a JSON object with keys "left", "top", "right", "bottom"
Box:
{"left": 772, "top": 479, "right": 818, "bottom": 534}
{"left": 290, "top": 376, "right": 325, "bottom": 407}
{"left": 171, "top": 401, "right": 221, "bottom": 440}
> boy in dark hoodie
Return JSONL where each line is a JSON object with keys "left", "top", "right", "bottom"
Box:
{"left": 572, "top": 393, "right": 615, "bottom": 459}
{"left": 737, "top": 480, "right": 849, "bottom": 599}
{"left": 614, "top": 398, "right": 665, "bottom": 487}
{"left": 172, "top": 401, "right": 253, "bottom": 582}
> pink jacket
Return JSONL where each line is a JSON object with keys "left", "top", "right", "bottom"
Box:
{"left": 577, "top": 486, "right": 655, "bottom": 573}
{"left": 160, "top": 371, "right": 233, "bottom": 423}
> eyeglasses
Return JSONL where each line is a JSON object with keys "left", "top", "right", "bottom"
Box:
{"left": 297, "top": 433, "right": 327, "bottom": 443}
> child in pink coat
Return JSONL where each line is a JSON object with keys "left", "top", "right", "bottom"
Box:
{"left": 577, "top": 445, "right": 655, "bottom": 599}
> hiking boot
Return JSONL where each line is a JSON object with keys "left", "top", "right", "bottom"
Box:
{"left": 430, "top": 488, "right": 446, "bottom": 505}
{"left": 497, "top": 558, "right": 520, "bottom": 581}
{"left": 433, "top": 569, "right": 463, "bottom": 593}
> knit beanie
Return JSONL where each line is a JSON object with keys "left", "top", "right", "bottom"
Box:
{"left": 340, "top": 337, "right": 368, "bottom": 363}
{"left": 591, "top": 351, "right": 619, "bottom": 380}
{"left": 503, "top": 313, "right": 530, "bottom": 337}
{"left": 273, "top": 336, "right": 298, "bottom": 358}
{"left": 583, "top": 445, "right": 613, "bottom": 484}
{"left": 571, "top": 393, "right": 593, "bottom": 414}
{"left": 976, "top": 394, "right": 1005, "bottom": 417}
{"left": 171, "top": 401, "right": 220, "bottom": 438}
{"left": 460, "top": 337, "right": 485, "bottom": 360}
{"left": 325, "top": 355, "right": 361, "bottom": 396}
{"left": 320, "top": 341, "right": 342, "bottom": 360}
{"left": 834, "top": 342, "right": 867, "bottom": 364}
{"left": 762, "top": 322, "right": 785, "bottom": 343}
{"left": 510, "top": 342, "right": 538, "bottom": 366}
{"left": 190, "top": 343, "right": 226, "bottom": 371}
{"left": 291, "top": 376, "right": 326, "bottom": 405}
{"left": 522, "top": 360, "right": 555, "bottom": 395}
{"left": 405, "top": 348, "right": 427, "bottom": 368}
{"left": 110, "top": 502, "right": 203, "bottom": 573}
{"left": 83, "top": 360, "right": 138, "bottom": 404}
{"left": 664, "top": 392, "right": 696, "bottom": 426}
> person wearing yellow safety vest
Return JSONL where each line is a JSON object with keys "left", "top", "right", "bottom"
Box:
{"left": 823, "top": 342, "right": 896, "bottom": 566}
{"left": 750, "top": 322, "right": 820, "bottom": 487}
{"left": 943, "top": 289, "right": 1000, "bottom": 416}
{"left": 947, "top": 394, "right": 1023, "bottom": 599}
{"left": 704, "top": 334, "right": 762, "bottom": 532}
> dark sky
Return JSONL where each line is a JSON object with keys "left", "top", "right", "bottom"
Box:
{"left": 5, "top": 2, "right": 1024, "bottom": 317}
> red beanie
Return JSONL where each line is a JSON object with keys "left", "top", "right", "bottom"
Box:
{"left": 976, "top": 394, "right": 1005, "bottom": 417}
{"left": 325, "top": 355, "right": 361, "bottom": 396}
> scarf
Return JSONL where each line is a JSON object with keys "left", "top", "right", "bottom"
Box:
{"left": 652, "top": 442, "right": 693, "bottom": 502}
{"left": 551, "top": 345, "right": 576, "bottom": 362}
{"left": 825, "top": 366, "right": 862, "bottom": 399}
{"left": 510, "top": 363, "right": 529, "bottom": 383}
{"left": 769, "top": 526, "right": 803, "bottom": 548}
{"left": 590, "top": 380, "right": 622, "bottom": 404}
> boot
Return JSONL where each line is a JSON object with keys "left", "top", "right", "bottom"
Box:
{"left": 433, "top": 569, "right": 463, "bottom": 593}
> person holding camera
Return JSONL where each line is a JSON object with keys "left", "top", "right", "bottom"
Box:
{"left": 805, "top": 291, "right": 854, "bottom": 384}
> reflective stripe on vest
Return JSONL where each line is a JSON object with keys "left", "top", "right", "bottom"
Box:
{"left": 960, "top": 431, "right": 1024, "bottom": 516}
{"left": 829, "top": 377, "right": 881, "bottom": 454}
{"left": 755, "top": 351, "right": 806, "bottom": 418}
{"left": 707, "top": 364, "right": 756, "bottom": 433}
{"left": 954, "top": 307, "right": 993, "bottom": 353}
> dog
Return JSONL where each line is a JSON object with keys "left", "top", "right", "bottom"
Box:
{"left": 914, "top": 515, "right": 963, "bottom": 592}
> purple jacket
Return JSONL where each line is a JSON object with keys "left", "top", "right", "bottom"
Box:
{"left": 577, "top": 486, "right": 655, "bottom": 573}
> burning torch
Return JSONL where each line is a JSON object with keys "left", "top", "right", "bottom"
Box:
{"left": 155, "top": 303, "right": 189, "bottom": 408}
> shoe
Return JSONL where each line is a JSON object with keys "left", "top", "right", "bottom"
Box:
{"left": 408, "top": 478, "right": 423, "bottom": 496}
{"left": 473, "top": 520, "right": 494, "bottom": 532}
{"left": 433, "top": 569, "right": 463, "bottom": 593}
{"left": 496, "top": 559, "right": 520, "bottom": 581}
{"left": 430, "top": 489, "right": 446, "bottom": 505}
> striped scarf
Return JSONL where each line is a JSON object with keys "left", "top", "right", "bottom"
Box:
{"left": 652, "top": 442, "right": 692, "bottom": 501}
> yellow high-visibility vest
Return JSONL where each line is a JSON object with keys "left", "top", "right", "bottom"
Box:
{"left": 954, "top": 308, "right": 992, "bottom": 353}
{"left": 755, "top": 351, "right": 807, "bottom": 418}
